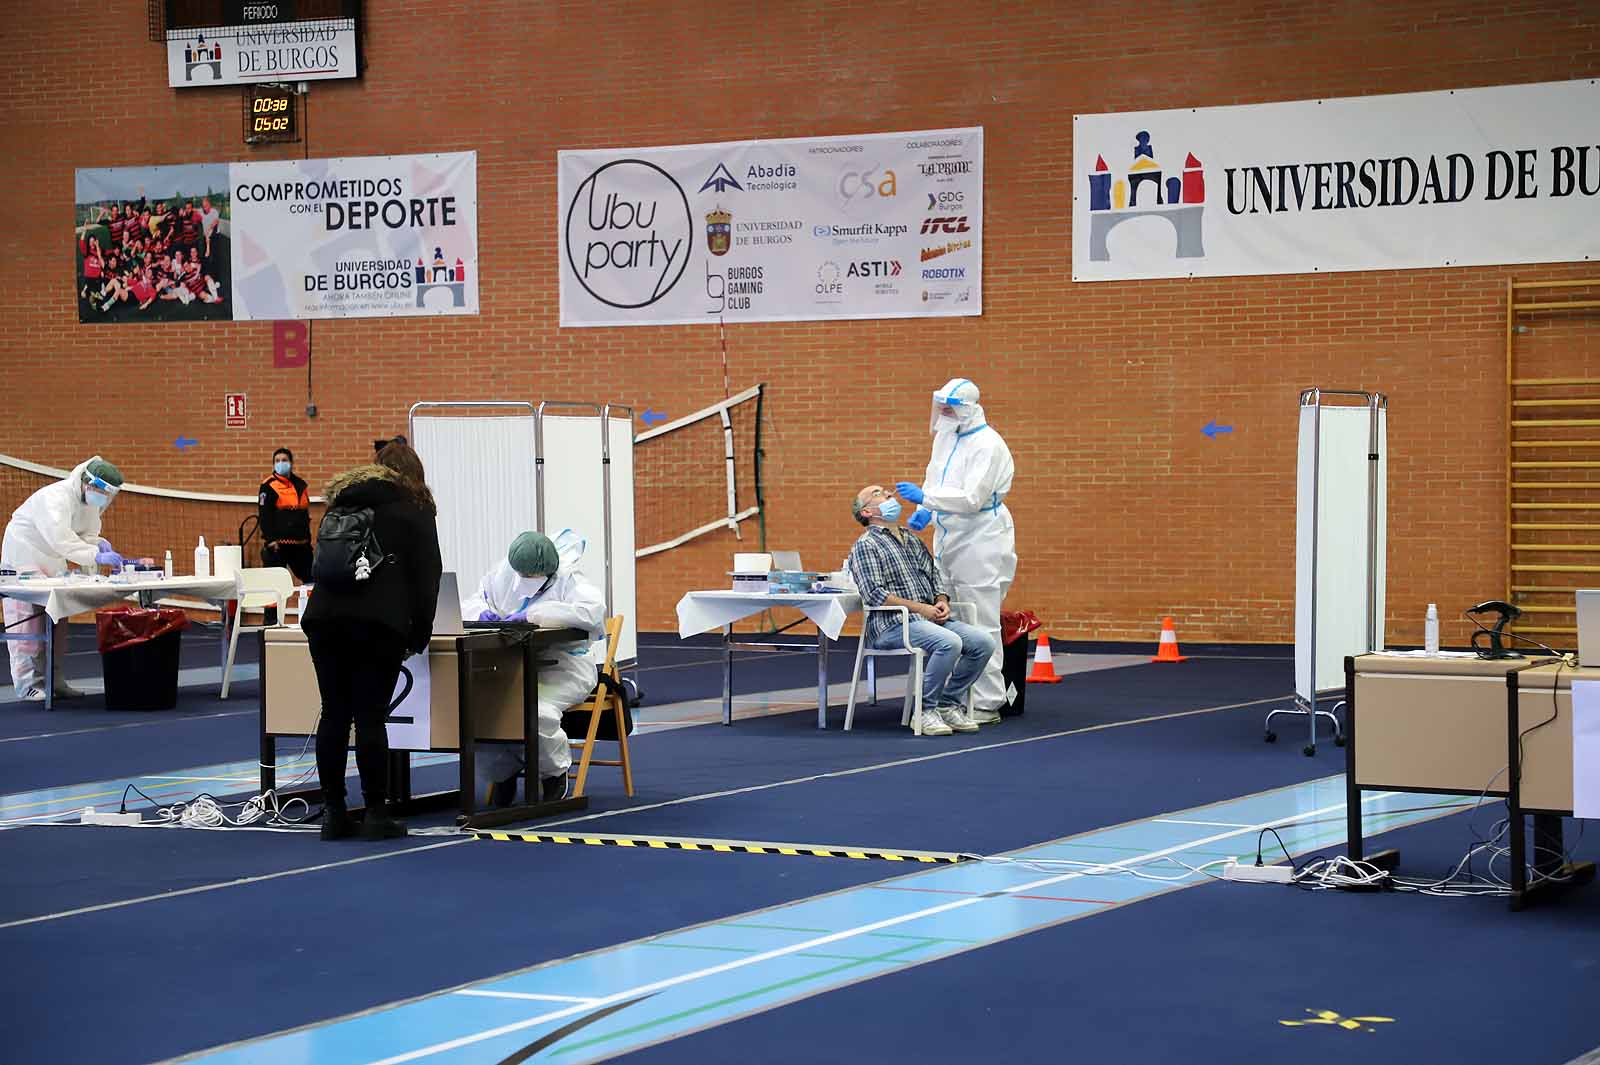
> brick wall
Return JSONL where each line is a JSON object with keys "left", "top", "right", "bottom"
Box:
{"left": 3, "top": 0, "right": 1597, "bottom": 646}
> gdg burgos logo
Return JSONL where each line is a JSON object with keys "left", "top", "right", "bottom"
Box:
{"left": 566, "top": 160, "right": 693, "bottom": 309}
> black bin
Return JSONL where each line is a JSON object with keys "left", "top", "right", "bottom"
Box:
{"left": 999, "top": 610, "right": 1042, "bottom": 718}
{"left": 97, "top": 607, "right": 189, "bottom": 711}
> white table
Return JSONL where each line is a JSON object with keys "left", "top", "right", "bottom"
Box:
{"left": 676, "top": 589, "right": 863, "bottom": 728}
{"left": 0, "top": 574, "right": 239, "bottom": 709}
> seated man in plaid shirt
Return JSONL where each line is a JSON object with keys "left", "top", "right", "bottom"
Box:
{"left": 847, "top": 484, "right": 996, "bottom": 735}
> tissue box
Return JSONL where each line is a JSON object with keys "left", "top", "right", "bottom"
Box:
{"left": 731, "top": 572, "right": 769, "bottom": 592}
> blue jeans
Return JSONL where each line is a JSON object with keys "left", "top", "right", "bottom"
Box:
{"left": 871, "top": 617, "right": 996, "bottom": 709}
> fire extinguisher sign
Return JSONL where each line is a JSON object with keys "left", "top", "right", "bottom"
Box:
{"left": 225, "top": 392, "right": 248, "bottom": 429}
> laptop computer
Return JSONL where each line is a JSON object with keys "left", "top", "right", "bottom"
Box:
{"left": 432, "top": 572, "right": 465, "bottom": 636}
{"left": 1579, "top": 589, "right": 1599, "bottom": 667}
{"left": 771, "top": 550, "right": 803, "bottom": 572}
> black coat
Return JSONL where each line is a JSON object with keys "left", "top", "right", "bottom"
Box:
{"left": 301, "top": 465, "right": 442, "bottom": 653}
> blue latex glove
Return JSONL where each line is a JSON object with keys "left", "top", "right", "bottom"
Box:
{"left": 95, "top": 540, "right": 123, "bottom": 571}
{"left": 894, "top": 481, "right": 924, "bottom": 505}
{"left": 479, "top": 610, "right": 503, "bottom": 622}
{"left": 505, "top": 611, "right": 529, "bottom": 623}
{"left": 907, "top": 507, "right": 933, "bottom": 532}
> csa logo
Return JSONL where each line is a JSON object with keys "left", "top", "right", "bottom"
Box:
{"left": 1086, "top": 130, "right": 1205, "bottom": 261}
{"left": 706, "top": 207, "right": 731, "bottom": 257}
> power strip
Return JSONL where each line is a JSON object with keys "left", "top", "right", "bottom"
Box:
{"left": 80, "top": 807, "right": 142, "bottom": 827}
{"left": 1222, "top": 859, "right": 1295, "bottom": 885}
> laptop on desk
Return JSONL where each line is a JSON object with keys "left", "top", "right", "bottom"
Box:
{"left": 432, "top": 572, "right": 465, "bottom": 636}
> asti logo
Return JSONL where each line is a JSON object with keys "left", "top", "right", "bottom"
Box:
{"left": 920, "top": 216, "right": 970, "bottom": 235}
{"left": 846, "top": 260, "right": 901, "bottom": 278}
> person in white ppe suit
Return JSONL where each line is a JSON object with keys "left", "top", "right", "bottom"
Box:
{"left": 2, "top": 456, "right": 126, "bottom": 701}
{"left": 464, "top": 530, "right": 605, "bottom": 805}
{"left": 896, "top": 379, "right": 1016, "bottom": 723}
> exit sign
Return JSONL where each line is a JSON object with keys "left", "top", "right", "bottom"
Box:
{"left": 225, "top": 392, "right": 248, "bottom": 428}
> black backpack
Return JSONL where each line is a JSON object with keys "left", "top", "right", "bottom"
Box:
{"left": 312, "top": 506, "right": 389, "bottom": 588}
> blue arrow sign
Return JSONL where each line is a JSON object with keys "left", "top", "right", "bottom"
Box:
{"left": 1202, "top": 420, "right": 1233, "bottom": 439}
{"left": 640, "top": 409, "right": 667, "bottom": 427}
{"left": 175, "top": 435, "right": 199, "bottom": 451}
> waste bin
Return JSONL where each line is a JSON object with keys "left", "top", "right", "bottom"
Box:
{"left": 999, "top": 610, "right": 1042, "bottom": 718}
{"left": 97, "top": 606, "right": 188, "bottom": 711}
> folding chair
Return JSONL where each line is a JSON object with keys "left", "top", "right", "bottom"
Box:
{"left": 844, "top": 601, "right": 978, "bottom": 735}
{"left": 564, "top": 615, "right": 634, "bottom": 798}
{"left": 220, "top": 567, "right": 294, "bottom": 699}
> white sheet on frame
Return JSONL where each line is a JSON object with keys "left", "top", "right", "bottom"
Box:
{"left": 607, "top": 416, "right": 638, "bottom": 664}
{"left": 411, "top": 414, "right": 539, "bottom": 610}
{"left": 1294, "top": 404, "right": 1387, "bottom": 702}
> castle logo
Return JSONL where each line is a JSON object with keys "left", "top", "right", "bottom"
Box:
{"left": 183, "top": 34, "right": 224, "bottom": 82}
{"left": 415, "top": 246, "right": 469, "bottom": 308}
{"left": 1087, "top": 131, "right": 1206, "bottom": 262}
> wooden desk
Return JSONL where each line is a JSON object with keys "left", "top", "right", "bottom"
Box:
{"left": 1506, "top": 662, "right": 1599, "bottom": 909}
{"left": 259, "top": 626, "right": 589, "bottom": 828}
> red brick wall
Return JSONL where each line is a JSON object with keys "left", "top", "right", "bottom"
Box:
{"left": 4, "top": 1, "right": 1597, "bottom": 646}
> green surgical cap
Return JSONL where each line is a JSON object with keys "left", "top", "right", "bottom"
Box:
{"left": 508, "top": 531, "right": 559, "bottom": 576}
{"left": 86, "top": 458, "right": 124, "bottom": 486}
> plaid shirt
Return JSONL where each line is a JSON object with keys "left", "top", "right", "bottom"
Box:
{"left": 848, "top": 524, "right": 946, "bottom": 645}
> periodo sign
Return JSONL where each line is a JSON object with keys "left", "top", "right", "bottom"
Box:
{"left": 565, "top": 159, "right": 692, "bottom": 309}
{"left": 244, "top": 86, "right": 297, "bottom": 143}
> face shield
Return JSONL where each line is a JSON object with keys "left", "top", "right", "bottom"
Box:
{"left": 83, "top": 473, "right": 121, "bottom": 510}
{"left": 930, "top": 378, "right": 979, "bottom": 433}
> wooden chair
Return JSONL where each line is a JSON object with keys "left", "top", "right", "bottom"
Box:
{"left": 565, "top": 615, "right": 634, "bottom": 798}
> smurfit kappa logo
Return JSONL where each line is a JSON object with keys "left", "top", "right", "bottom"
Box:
{"left": 183, "top": 34, "right": 225, "bottom": 82}
{"left": 1086, "top": 130, "right": 1206, "bottom": 262}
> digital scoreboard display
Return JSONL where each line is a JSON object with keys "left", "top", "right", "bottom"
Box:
{"left": 243, "top": 84, "right": 298, "bottom": 143}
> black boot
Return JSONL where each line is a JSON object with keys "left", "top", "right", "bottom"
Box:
{"left": 321, "top": 799, "right": 356, "bottom": 841}
{"left": 361, "top": 803, "right": 408, "bottom": 840}
{"left": 540, "top": 772, "right": 569, "bottom": 803}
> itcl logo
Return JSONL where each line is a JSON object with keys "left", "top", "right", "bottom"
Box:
{"left": 920, "top": 216, "right": 970, "bottom": 234}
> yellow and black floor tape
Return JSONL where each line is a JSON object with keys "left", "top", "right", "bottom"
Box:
{"left": 472, "top": 830, "right": 969, "bottom": 864}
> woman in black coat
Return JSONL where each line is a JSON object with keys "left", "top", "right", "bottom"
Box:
{"left": 301, "top": 442, "right": 442, "bottom": 841}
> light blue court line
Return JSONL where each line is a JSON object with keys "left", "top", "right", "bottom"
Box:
{"left": 171, "top": 777, "right": 1476, "bottom": 1065}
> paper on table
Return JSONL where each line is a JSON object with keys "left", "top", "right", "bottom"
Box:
{"left": 1573, "top": 679, "right": 1600, "bottom": 819}
{"left": 1373, "top": 649, "right": 1480, "bottom": 659}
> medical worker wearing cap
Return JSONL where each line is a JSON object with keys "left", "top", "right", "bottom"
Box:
{"left": 896, "top": 379, "right": 1016, "bottom": 722}
{"left": 2, "top": 456, "right": 126, "bottom": 700}
{"left": 465, "top": 530, "right": 606, "bottom": 806}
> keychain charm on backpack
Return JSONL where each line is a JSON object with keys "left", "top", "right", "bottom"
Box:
{"left": 354, "top": 551, "right": 374, "bottom": 582}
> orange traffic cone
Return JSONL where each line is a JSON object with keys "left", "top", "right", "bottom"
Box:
{"left": 1026, "top": 633, "right": 1061, "bottom": 683}
{"left": 1151, "top": 616, "right": 1187, "bottom": 663}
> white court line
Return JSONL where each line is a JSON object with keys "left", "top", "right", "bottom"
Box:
{"left": 0, "top": 710, "right": 256, "bottom": 745}
{"left": 1154, "top": 818, "right": 1254, "bottom": 828}
{"left": 453, "top": 990, "right": 601, "bottom": 1005}
{"left": 361, "top": 793, "right": 1377, "bottom": 1065}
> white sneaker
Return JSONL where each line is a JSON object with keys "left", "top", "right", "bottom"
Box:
{"left": 18, "top": 687, "right": 46, "bottom": 702}
{"left": 52, "top": 682, "right": 85, "bottom": 698}
{"left": 912, "top": 708, "right": 953, "bottom": 736}
{"left": 937, "top": 705, "right": 979, "bottom": 733}
{"left": 969, "top": 707, "right": 1002, "bottom": 725}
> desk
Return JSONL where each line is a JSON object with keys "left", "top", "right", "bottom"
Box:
{"left": 1506, "top": 662, "right": 1599, "bottom": 910}
{"left": 0, "top": 574, "right": 238, "bottom": 709}
{"left": 676, "top": 589, "right": 862, "bottom": 727}
{"left": 260, "top": 625, "right": 589, "bottom": 828}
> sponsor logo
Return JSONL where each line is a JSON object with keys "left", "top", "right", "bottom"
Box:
{"left": 920, "top": 216, "right": 971, "bottom": 235}
{"left": 921, "top": 285, "right": 973, "bottom": 305}
{"left": 921, "top": 266, "right": 966, "bottom": 280}
{"left": 733, "top": 218, "right": 803, "bottom": 248}
{"left": 1085, "top": 129, "right": 1206, "bottom": 262}
{"left": 565, "top": 159, "right": 692, "bottom": 310}
{"left": 920, "top": 240, "right": 972, "bottom": 262}
{"left": 846, "top": 260, "right": 901, "bottom": 278}
{"left": 814, "top": 260, "right": 843, "bottom": 303}
{"left": 412, "top": 244, "right": 471, "bottom": 308}
{"left": 700, "top": 163, "right": 743, "bottom": 194}
{"left": 181, "top": 33, "right": 225, "bottom": 82}
{"left": 926, "top": 189, "right": 966, "bottom": 210}
{"left": 707, "top": 262, "right": 764, "bottom": 314}
{"left": 706, "top": 207, "right": 731, "bottom": 257}
{"left": 919, "top": 160, "right": 973, "bottom": 178}
{"left": 744, "top": 163, "right": 798, "bottom": 192}
{"left": 837, "top": 164, "right": 898, "bottom": 209}
{"left": 811, "top": 221, "right": 909, "bottom": 245}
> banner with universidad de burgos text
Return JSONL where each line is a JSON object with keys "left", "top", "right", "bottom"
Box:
{"left": 73, "top": 153, "right": 477, "bottom": 323}
{"left": 166, "top": 19, "right": 358, "bottom": 88}
{"left": 1072, "top": 78, "right": 1600, "bottom": 282}
{"left": 557, "top": 127, "right": 983, "bottom": 327}
{"left": 229, "top": 152, "right": 478, "bottom": 321}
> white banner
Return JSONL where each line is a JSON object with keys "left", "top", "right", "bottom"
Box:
{"left": 558, "top": 127, "right": 983, "bottom": 327}
{"left": 1073, "top": 79, "right": 1600, "bottom": 282}
{"left": 167, "top": 21, "right": 358, "bottom": 88}
{"left": 229, "top": 152, "right": 478, "bottom": 320}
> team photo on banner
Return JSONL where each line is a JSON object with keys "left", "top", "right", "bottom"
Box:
{"left": 1073, "top": 78, "right": 1600, "bottom": 282}
{"left": 558, "top": 127, "right": 983, "bottom": 327}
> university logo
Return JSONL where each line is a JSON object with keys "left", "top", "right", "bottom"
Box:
{"left": 706, "top": 207, "right": 731, "bottom": 257}
{"left": 415, "top": 245, "right": 469, "bottom": 308}
{"left": 1086, "top": 130, "right": 1206, "bottom": 262}
{"left": 700, "top": 164, "right": 743, "bottom": 195}
{"left": 183, "top": 34, "right": 224, "bottom": 82}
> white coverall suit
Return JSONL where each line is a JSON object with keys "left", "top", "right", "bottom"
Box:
{"left": 463, "top": 557, "right": 605, "bottom": 786}
{"left": 2, "top": 458, "right": 107, "bottom": 698}
{"left": 918, "top": 382, "right": 1016, "bottom": 711}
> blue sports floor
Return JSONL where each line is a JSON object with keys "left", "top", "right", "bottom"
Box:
{"left": 2, "top": 628, "right": 1596, "bottom": 1063}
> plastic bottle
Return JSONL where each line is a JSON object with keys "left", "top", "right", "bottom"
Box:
{"left": 1425, "top": 603, "right": 1440, "bottom": 655}
{"left": 194, "top": 536, "right": 210, "bottom": 578}
{"left": 163, "top": 550, "right": 174, "bottom": 578}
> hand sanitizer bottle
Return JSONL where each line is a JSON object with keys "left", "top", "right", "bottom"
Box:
{"left": 164, "top": 550, "right": 174, "bottom": 578}
{"left": 1425, "top": 603, "right": 1439, "bottom": 655}
{"left": 194, "top": 536, "right": 211, "bottom": 578}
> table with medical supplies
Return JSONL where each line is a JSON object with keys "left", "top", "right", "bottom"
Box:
{"left": 676, "top": 589, "right": 863, "bottom": 727}
{"left": 259, "top": 624, "right": 590, "bottom": 828}
{"left": 0, "top": 573, "right": 239, "bottom": 709}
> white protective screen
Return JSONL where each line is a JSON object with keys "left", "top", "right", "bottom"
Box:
{"left": 607, "top": 415, "right": 638, "bottom": 664}
{"left": 411, "top": 413, "right": 539, "bottom": 607}
{"left": 1294, "top": 404, "right": 1387, "bottom": 701}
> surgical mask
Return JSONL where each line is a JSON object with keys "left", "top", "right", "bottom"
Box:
{"left": 876, "top": 497, "right": 902, "bottom": 522}
{"left": 274, "top": 461, "right": 291, "bottom": 477}
{"left": 86, "top": 490, "right": 112, "bottom": 510}
{"left": 938, "top": 413, "right": 961, "bottom": 430}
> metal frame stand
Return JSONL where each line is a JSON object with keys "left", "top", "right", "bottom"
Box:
{"left": 1266, "top": 388, "right": 1386, "bottom": 756}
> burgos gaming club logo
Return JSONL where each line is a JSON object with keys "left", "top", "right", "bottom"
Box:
{"left": 566, "top": 160, "right": 693, "bottom": 309}
{"left": 1086, "top": 131, "right": 1205, "bottom": 262}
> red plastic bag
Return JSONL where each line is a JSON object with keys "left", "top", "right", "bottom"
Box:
{"left": 96, "top": 606, "right": 190, "bottom": 653}
{"left": 1001, "top": 610, "right": 1042, "bottom": 646}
